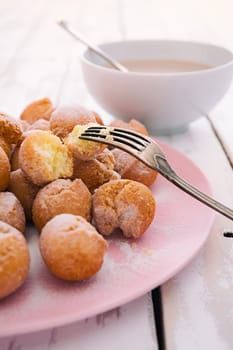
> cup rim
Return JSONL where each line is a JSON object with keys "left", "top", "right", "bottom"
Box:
{"left": 81, "top": 39, "right": 233, "bottom": 77}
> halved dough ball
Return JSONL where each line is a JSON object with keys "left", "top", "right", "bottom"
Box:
{"left": 64, "top": 124, "right": 106, "bottom": 161}
{"left": 32, "top": 178, "right": 91, "bottom": 231}
{"left": 20, "top": 97, "right": 54, "bottom": 124}
{"left": 93, "top": 179, "right": 156, "bottom": 238}
{"left": 0, "top": 146, "right": 10, "bottom": 191}
{"left": 39, "top": 214, "right": 108, "bottom": 281}
{"left": 0, "top": 221, "right": 30, "bottom": 299}
{"left": 19, "top": 131, "right": 73, "bottom": 186}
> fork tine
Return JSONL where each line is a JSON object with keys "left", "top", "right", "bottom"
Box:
{"left": 109, "top": 130, "right": 148, "bottom": 147}
{"left": 112, "top": 128, "right": 150, "bottom": 143}
{"left": 81, "top": 132, "right": 143, "bottom": 152}
{"left": 80, "top": 125, "right": 151, "bottom": 151}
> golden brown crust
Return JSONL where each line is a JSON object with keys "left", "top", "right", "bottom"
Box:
{"left": 20, "top": 97, "right": 54, "bottom": 124}
{"left": 0, "top": 112, "right": 23, "bottom": 144}
{"left": 112, "top": 148, "right": 157, "bottom": 186}
{"left": 39, "top": 214, "right": 108, "bottom": 281}
{"left": 8, "top": 169, "right": 40, "bottom": 221}
{"left": 19, "top": 131, "right": 73, "bottom": 186}
{"left": 50, "top": 105, "right": 99, "bottom": 139}
{"left": 72, "top": 149, "right": 120, "bottom": 193}
{"left": 110, "top": 118, "right": 149, "bottom": 135}
{"left": 0, "top": 192, "right": 26, "bottom": 233}
{"left": 0, "top": 221, "right": 30, "bottom": 299}
{"left": 32, "top": 178, "right": 92, "bottom": 231}
{"left": 92, "top": 179, "right": 156, "bottom": 238}
{"left": 0, "top": 146, "right": 10, "bottom": 191}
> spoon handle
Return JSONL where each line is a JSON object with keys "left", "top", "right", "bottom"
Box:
{"left": 57, "top": 20, "right": 128, "bottom": 73}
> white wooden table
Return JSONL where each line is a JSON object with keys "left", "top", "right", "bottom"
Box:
{"left": 0, "top": 1, "right": 233, "bottom": 349}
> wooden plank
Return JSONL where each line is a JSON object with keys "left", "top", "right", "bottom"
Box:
{"left": 0, "top": 295, "right": 157, "bottom": 350}
{"left": 161, "top": 116, "right": 233, "bottom": 350}
{"left": 207, "top": 88, "right": 233, "bottom": 165}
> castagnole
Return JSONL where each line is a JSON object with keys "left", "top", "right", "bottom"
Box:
{"left": 50, "top": 104, "right": 103, "bottom": 139}
{"left": 32, "top": 178, "right": 91, "bottom": 231}
{"left": 39, "top": 214, "right": 108, "bottom": 281}
{"left": 0, "top": 221, "right": 30, "bottom": 299}
{"left": 20, "top": 97, "right": 54, "bottom": 124}
{"left": 92, "top": 179, "right": 156, "bottom": 238}
{"left": 18, "top": 130, "right": 73, "bottom": 186}
{"left": 72, "top": 148, "right": 120, "bottom": 193}
{"left": 112, "top": 148, "right": 157, "bottom": 187}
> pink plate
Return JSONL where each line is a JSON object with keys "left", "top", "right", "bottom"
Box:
{"left": 0, "top": 141, "right": 215, "bottom": 337}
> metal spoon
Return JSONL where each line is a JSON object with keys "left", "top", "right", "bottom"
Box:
{"left": 57, "top": 20, "right": 128, "bottom": 73}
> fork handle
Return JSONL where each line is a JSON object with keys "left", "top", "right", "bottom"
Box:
{"left": 169, "top": 173, "right": 233, "bottom": 220}
{"left": 156, "top": 157, "right": 233, "bottom": 220}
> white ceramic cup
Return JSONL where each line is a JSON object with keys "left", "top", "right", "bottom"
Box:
{"left": 81, "top": 40, "right": 233, "bottom": 135}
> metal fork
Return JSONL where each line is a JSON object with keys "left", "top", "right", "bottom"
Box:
{"left": 80, "top": 125, "right": 233, "bottom": 221}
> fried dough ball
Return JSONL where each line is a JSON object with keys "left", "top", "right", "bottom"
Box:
{"left": 64, "top": 124, "right": 106, "bottom": 161}
{"left": 93, "top": 179, "right": 156, "bottom": 238}
{"left": 40, "top": 214, "right": 108, "bottom": 281}
{"left": 9, "top": 169, "right": 40, "bottom": 221}
{"left": 0, "top": 221, "right": 30, "bottom": 299}
{"left": 32, "top": 179, "right": 91, "bottom": 231}
{"left": 110, "top": 118, "right": 149, "bottom": 136}
{"left": 50, "top": 104, "right": 101, "bottom": 139}
{"left": 0, "top": 146, "right": 10, "bottom": 191}
{"left": 20, "top": 97, "right": 54, "bottom": 124}
{"left": 0, "top": 112, "right": 22, "bottom": 144}
{"left": 19, "top": 131, "right": 73, "bottom": 186}
{"left": 0, "top": 192, "right": 26, "bottom": 233}
{"left": 72, "top": 149, "right": 120, "bottom": 193}
{"left": 112, "top": 148, "right": 157, "bottom": 187}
